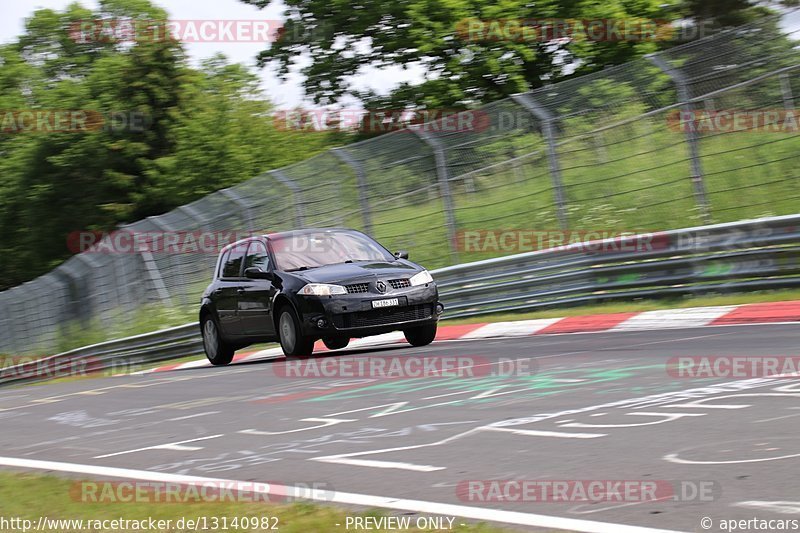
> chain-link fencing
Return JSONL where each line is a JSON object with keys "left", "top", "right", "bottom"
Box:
{"left": 1, "top": 12, "right": 798, "bottom": 355}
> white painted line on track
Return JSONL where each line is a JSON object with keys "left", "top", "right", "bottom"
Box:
{"left": 312, "top": 457, "right": 446, "bottom": 472}
{"left": 167, "top": 411, "right": 220, "bottom": 421}
{"left": 482, "top": 427, "right": 607, "bottom": 439}
{"left": 0, "top": 456, "right": 686, "bottom": 533}
{"left": 93, "top": 434, "right": 223, "bottom": 459}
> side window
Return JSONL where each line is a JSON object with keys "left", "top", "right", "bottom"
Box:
{"left": 222, "top": 247, "right": 246, "bottom": 278}
{"left": 217, "top": 250, "right": 231, "bottom": 279}
{"left": 245, "top": 241, "right": 270, "bottom": 271}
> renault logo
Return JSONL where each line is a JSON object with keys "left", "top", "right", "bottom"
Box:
{"left": 376, "top": 280, "right": 387, "bottom": 293}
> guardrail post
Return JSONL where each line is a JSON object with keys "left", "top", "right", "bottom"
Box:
{"left": 269, "top": 170, "right": 305, "bottom": 227}
{"left": 646, "top": 53, "right": 711, "bottom": 223}
{"left": 331, "top": 147, "right": 373, "bottom": 234}
{"left": 779, "top": 73, "right": 794, "bottom": 110}
{"left": 409, "top": 127, "right": 460, "bottom": 263}
{"left": 510, "top": 93, "right": 568, "bottom": 230}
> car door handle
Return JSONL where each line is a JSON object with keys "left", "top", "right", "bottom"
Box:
{"left": 237, "top": 288, "right": 246, "bottom": 294}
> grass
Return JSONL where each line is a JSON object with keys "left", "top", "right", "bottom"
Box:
{"left": 360, "top": 122, "right": 800, "bottom": 271}
{"left": 0, "top": 472, "right": 515, "bottom": 533}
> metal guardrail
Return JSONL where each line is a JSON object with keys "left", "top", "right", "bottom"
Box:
{"left": 0, "top": 323, "right": 201, "bottom": 387}
{"left": 2, "top": 213, "right": 799, "bottom": 386}
{"left": 435, "top": 213, "right": 800, "bottom": 318}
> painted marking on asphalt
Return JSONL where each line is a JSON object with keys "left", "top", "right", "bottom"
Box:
{"left": 460, "top": 318, "right": 562, "bottom": 339}
{"left": 158, "top": 444, "right": 206, "bottom": 452}
{"left": 734, "top": 501, "right": 800, "bottom": 514}
{"left": 0, "top": 456, "right": 684, "bottom": 533}
{"left": 611, "top": 306, "right": 738, "bottom": 331}
{"left": 663, "top": 451, "right": 800, "bottom": 465}
{"left": 239, "top": 417, "right": 357, "bottom": 436}
{"left": 421, "top": 390, "right": 473, "bottom": 400}
{"left": 558, "top": 412, "right": 707, "bottom": 429}
{"left": 482, "top": 427, "right": 607, "bottom": 439}
{"left": 755, "top": 413, "right": 800, "bottom": 423}
{"left": 313, "top": 457, "right": 446, "bottom": 472}
{"left": 167, "top": 411, "right": 220, "bottom": 421}
{"left": 93, "top": 434, "right": 224, "bottom": 459}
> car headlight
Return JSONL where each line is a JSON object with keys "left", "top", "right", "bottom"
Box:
{"left": 409, "top": 270, "right": 433, "bottom": 286}
{"left": 299, "top": 283, "right": 347, "bottom": 296}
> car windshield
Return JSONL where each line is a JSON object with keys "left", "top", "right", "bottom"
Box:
{"left": 271, "top": 231, "right": 394, "bottom": 271}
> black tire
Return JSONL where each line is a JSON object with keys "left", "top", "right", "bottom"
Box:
{"left": 277, "top": 307, "right": 315, "bottom": 356}
{"left": 322, "top": 336, "right": 349, "bottom": 350}
{"left": 201, "top": 313, "right": 235, "bottom": 366}
{"left": 404, "top": 323, "right": 437, "bottom": 347}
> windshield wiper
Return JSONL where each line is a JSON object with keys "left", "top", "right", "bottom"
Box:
{"left": 286, "top": 265, "right": 317, "bottom": 272}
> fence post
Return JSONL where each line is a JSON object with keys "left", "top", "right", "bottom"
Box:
{"left": 0, "top": 293, "right": 15, "bottom": 354}
{"left": 269, "top": 170, "right": 305, "bottom": 227}
{"left": 218, "top": 188, "right": 255, "bottom": 232}
{"left": 120, "top": 222, "right": 172, "bottom": 306}
{"left": 779, "top": 73, "right": 794, "bottom": 110}
{"left": 646, "top": 53, "right": 711, "bottom": 223}
{"left": 510, "top": 93, "right": 568, "bottom": 230}
{"left": 331, "top": 147, "right": 373, "bottom": 234}
{"left": 177, "top": 204, "right": 211, "bottom": 229}
{"left": 409, "top": 127, "right": 460, "bottom": 263}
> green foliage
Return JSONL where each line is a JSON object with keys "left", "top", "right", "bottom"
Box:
{"left": 242, "top": 0, "right": 770, "bottom": 110}
{"left": 246, "top": 0, "right": 682, "bottom": 107}
{"left": 0, "top": 0, "right": 342, "bottom": 290}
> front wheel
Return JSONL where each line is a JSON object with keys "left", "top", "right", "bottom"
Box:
{"left": 202, "top": 314, "right": 235, "bottom": 366}
{"left": 278, "top": 308, "right": 315, "bottom": 356}
{"left": 404, "top": 323, "right": 437, "bottom": 347}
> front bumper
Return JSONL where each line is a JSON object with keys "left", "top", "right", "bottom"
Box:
{"left": 295, "top": 283, "right": 442, "bottom": 337}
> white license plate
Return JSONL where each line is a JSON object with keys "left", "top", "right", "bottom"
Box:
{"left": 372, "top": 298, "right": 399, "bottom": 309}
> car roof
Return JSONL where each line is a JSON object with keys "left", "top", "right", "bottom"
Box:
{"left": 218, "top": 228, "right": 359, "bottom": 254}
{"left": 264, "top": 227, "right": 357, "bottom": 241}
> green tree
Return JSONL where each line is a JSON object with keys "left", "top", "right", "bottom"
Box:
{"left": 244, "top": 0, "right": 682, "bottom": 108}
{"left": 0, "top": 0, "right": 342, "bottom": 290}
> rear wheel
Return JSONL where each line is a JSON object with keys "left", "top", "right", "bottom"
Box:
{"left": 202, "top": 314, "right": 235, "bottom": 366}
{"left": 278, "top": 307, "right": 315, "bottom": 356}
{"left": 322, "top": 336, "right": 349, "bottom": 350}
{"left": 404, "top": 323, "right": 437, "bottom": 347}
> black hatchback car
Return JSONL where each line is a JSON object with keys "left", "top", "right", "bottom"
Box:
{"left": 199, "top": 228, "right": 443, "bottom": 365}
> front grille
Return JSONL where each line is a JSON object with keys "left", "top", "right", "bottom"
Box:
{"left": 345, "top": 283, "right": 370, "bottom": 294}
{"left": 389, "top": 278, "right": 411, "bottom": 290}
{"left": 333, "top": 304, "right": 433, "bottom": 329}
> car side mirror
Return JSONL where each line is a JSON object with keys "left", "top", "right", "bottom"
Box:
{"left": 394, "top": 250, "right": 409, "bottom": 260}
{"left": 244, "top": 267, "right": 273, "bottom": 280}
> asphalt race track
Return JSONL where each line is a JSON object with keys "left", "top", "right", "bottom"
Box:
{"left": 2, "top": 324, "right": 800, "bottom": 532}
